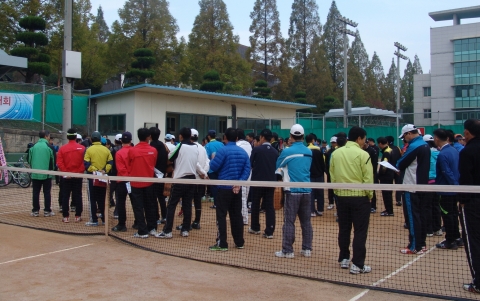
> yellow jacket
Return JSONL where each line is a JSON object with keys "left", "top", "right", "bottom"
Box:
{"left": 83, "top": 142, "right": 113, "bottom": 173}
{"left": 330, "top": 141, "right": 373, "bottom": 199}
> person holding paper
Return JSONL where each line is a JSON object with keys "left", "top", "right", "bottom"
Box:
{"left": 377, "top": 137, "right": 395, "bottom": 216}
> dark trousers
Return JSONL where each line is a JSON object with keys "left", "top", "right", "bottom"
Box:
{"left": 337, "top": 196, "right": 370, "bottom": 268}
{"left": 425, "top": 192, "right": 442, "bottom": 234}
{"left": 282, "top": 193, "right": 312, "bottom": 253}
{"left": 163, "top": 180, "right": 195, "bottom": 233}
{"left": 379, "top": 177, "right": 394, "bottom": 214}
{"left": 209, "top": 172, "right": 219, "bottom": 206}
{"left": 310, "top": 176, "right": 325, "bottom": 212}
{"left": 216, "top": 188, "right": 244, "bottom": 248}
{"left": 115, "top": 181, "right": 134, "bottom": 226}
{"left": 460, "top": 201, "right": 480, "bottom": 287}
{"left": 32, "top": 179, "right": 52, "bottom": 212}
{"left": 57, "top": 176, "right": 63, "bottom": 207}
{"left": 153, "top": 183, "right": 167, "bottom": 220}
{"left": 440, "top": 195, "right": 460, "bottom": 243}
{"left": 61, "top": 178, "right": 83, "bottom": 217}
{"left": 394, "top": 173, "right": 404, "bottom": 204}
{"left": 371, "top": 174, "right": 378, "bottom": 209}
{"left": 131, "top": 185, "right": 157, "bottom": 235}
{"left": 193, "top": 184, "right": 205, "bottom": 223}
{"left": 109, "top": 181, "right": 117, "bottom": 206}
{"left": 327, "top": 173, "right": 335, "bottom": 205}
{"left": 250, "top": 186, "right": 275, "bottom": 236}
{"left": 89, "top": 179, "right": 106, "bottom": 223}
{"left": 404, "top": 192, "right": 427, "bottom": 251}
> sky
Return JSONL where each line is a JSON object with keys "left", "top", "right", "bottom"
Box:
{"left": 90, "top": 0, "right": 480, "bottom": 74}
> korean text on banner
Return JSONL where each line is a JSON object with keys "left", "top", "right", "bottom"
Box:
{"left": 0, "top": 93, "right": 34, "bottom": 120}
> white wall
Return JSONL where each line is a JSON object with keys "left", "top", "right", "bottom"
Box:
{"left": 414, "top": 74, "right": 432, "bottom": 126}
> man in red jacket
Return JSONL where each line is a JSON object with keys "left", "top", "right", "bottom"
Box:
{"left": 57, "top": 128, "right": 85, "bottom": 223}
{"left": 128, "top": 128, "right": 158, "bottom": 238}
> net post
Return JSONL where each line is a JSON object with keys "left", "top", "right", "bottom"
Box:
{"left": 104, "top": 180, "right": 110, "bottom": 241}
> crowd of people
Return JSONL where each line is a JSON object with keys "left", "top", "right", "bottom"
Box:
{"left": 24, "top": 118, "right": 480, "bottom": 294}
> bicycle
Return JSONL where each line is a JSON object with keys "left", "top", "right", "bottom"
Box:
{"left": 0, "top": 156, "right": 31, "bottom": 188}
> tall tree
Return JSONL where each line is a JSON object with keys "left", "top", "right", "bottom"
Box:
{"left": 350, "top": 29, "right": 369, "bottom": 77}
{"left": 249, "top": 0, "right": 283, "bottom": 82}
{"left": 413, "top": 54, "right": 423, "bottom": 74}
{"left": 186, "top": 0, "right": 251, "bottom": 92}
{"left": 287, "top": 0, "right": 322, "bottom": 87}
{"left": 363, "top": 66, "right": 383, "bottom": 109}
{"left": 322, "top": 0, "right": 345, "bottom": 90}
{"left": 369, "top": 52, "right": 385, "bottom": 100}
{"left": 347, "top": 49, "right": 365, "bottom": 107}
{"left": 382, "top": 59, "right": 397, "bottom": 111}
{"left": 95, "top": 5, "right": 110, "bottom": 43}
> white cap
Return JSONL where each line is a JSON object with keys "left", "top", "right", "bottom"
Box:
{"left": 290, "top": 124, "right": 304, "bottom": 136}
{"left": 115, "top": 134, "right": 122, "bottom": 141}
{"left": 191, "top": 129, "right": 199, "bottom": 137}
{"left": 423, "top": 134, "right": 434, "bottom": 142}
{"left": 76, "top": 134, "right": 82, "bottom": 140}
{"left": 399, "top": 124, "right": 418, "bottom": 139}
{"left": 171, "top": 135, "right": 176, "bottom": 139}
{"left": 330, "top": 136, "right": 337, "bottom": 143}
{"left": 165, "top": 134, "right": 173, "bottom": 141}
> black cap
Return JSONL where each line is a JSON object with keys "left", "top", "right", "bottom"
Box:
{"left": 122, "top": 131, "right": 132, "bottom": 141}
{"left": 260, "top": 129, "right": 272, "bottom": 137}
{"left": 208, "top": 130, "right": 216, "bottom": 136}
{"left": 322, "top": 140, "right": 327, "bottom": 143}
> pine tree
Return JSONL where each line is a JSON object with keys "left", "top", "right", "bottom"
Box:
{"left": 363, "top": 66, "right": 383, "bottom": 108}
{"left": 369, "top": 52, "right": 385, "bottom": 102}
{"left": 347, "top": 49, "right": 365, "bottom": 107}
{"left": 187, "top": 0, "right": 251, "bottom": 93}
{"left": 350, "top": 30, "right": 369, "bottom": 77}
{"left": 249, "top": 0, "right": 283, "bottom": 82}
{"left": 322, "top": 0, "right": 344, "bottom": 89}
{"left": 287, "top": 0, "right": 322, "bottom": 87}
{"left": 95, "top": 6, "right": 110, "bottom": 43}
{"left": 271, "top": 46, "right": 294, "bottom": 101}
{"left": 401, "top": 60, "right": 416, "bottom": 123}
{"left": 0, "top": 1, "right": 18, "bottom": 50}
{"left": 382, "top": 59, "right": 397, "bottom": 111}
{"left": 413, "top": 54, "right": 423, "bottom": 74}
{"left": 252, "top": 80, "right": 272, "bottom": 99}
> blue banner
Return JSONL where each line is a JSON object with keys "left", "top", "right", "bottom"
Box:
{"left": 0, "top": 93, "right": 33, "bottom": 120}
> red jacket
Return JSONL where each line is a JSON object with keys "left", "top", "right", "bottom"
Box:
{"left": 128, "top": 142, "right": 157, "bottom": 188}
{"left": 115, "top": 145, "right": 131, "bottom": 179}
{"left": 57, "top": 140, "right": 85, "bottom": 174}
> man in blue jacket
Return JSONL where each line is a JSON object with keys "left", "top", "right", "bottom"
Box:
{"left": 433, "top": 129, "right": 462, "bottom": 250}
{"left": 275, "top": 124, "right": 313, "bottom": 259}
{"left": 209, "top": 128, "right": 251, "bottom": 251}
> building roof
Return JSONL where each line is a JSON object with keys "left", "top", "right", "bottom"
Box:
{"left": 91, "top": 84, "right": 316, "bottom": 110}
{"left": 0, "top": 50, "right": 27, "bottom": 78}
{"left": 429, "top": 6, "right": 480, "bottom": 22}
{"left": 325, "top": 107, "right": 400, "bottom": 118}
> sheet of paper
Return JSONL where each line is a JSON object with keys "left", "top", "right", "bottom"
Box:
{"left": 154, "top": 168, "right": 164, "bottom": 179}
{"left": 126, "top": 182, "right": 131, "bottom": 194}
{"left": 379, "top": 161, "right": 400, "bottom": 172}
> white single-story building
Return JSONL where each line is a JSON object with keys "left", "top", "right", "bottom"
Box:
{"left": 90, "top": 84, "right": 314, "bottom": 143}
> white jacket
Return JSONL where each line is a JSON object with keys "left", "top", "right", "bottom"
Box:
{"left": 236, "top": 140, "right": 252, "bottom": 158}
{"left": 194, "top": 141, "right": 210, "bottom": 179}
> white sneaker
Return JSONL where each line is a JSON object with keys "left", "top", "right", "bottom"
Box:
{"left": 155, "top": 231, "right": 173, "bottom": 239}
{"left": 133, "top": 232, "right": 149, "bottom": 238}
{"left": 327, "top": 204, "right": 334, "bottom": 210}
{"left": 149, "top": 229, "right": 157, "bottom": 236}
{"left": 181, "top": 231, "right": 189, "bottom": 237}
{"left": 300, "top": 250, "right": 311, "bottom": 257}
{"left": 275, "top": 251, "right": 294, "bottom": 259}
{"left": 434, "top": 229, "right": 443, "bottom": 236}
{"left": 340, "top": 259, "right": 350, "bottom": 269}
{"left": 248, "top": 228, "right": 261, "bottom": 235}
{"left": 350, "top": 264, "right": 372, "bottom": 274}
{"left": 44, "top": 211, "right": 55, "bottom": 217}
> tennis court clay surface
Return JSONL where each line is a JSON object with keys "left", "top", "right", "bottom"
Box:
{"left": 0, "top": 223, "right": 437, "bottom": 301}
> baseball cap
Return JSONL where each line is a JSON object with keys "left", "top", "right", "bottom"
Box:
{"left": 122, "top": 131, "right": 132, "bottom": 141}
{"left": 260, "top": 128, "right": 272, "bottom": 137}
{"left": 423, "top": 134, "right": 434, "bottom": 142}
{"left": 321, "top": 140, "right": 327, "bottom": 144}
{"left": 330, "top": 136, "right": 337, "bottom": 143}
{"left": 101, "top": 137, "right": 107, "bottom": 145}
{"left": 191, "top": 129, "right": 199, "bottom": 137}
{"left": 399, "top": 124, "right": 418, "bottom": 139}
{"left": 208, "top": 130, "right": 216, "bottom": 136}
{"left": 165, "top": 134, "right": 173, "bottom": 141}
{"left": 455, "top": 134, "right": 464, "bottom": 140}
{"left": 115, "top": 134, "right": 122, "bottom": 141}
{"left": 290, "top": 124, "right": 304, "bottom": 136}
{"left": 76, "top": 134, "right": 82, "bottom": 140}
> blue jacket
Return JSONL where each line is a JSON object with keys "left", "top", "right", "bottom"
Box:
{"left": 205, "top": 139, "right": 224, "bottom": 160}
{"left": 428, "top": 148, "right": 439, "bottom": 181}
{"left": 435, "top": 144, "right": 460, "bottom": 195}
{"left": 209, "top": 142, "right": 251, "bottom": 189}
{"left": 397, "top": 136, "right": 430, "bottom": 185}
{"left": 453, "top": 142, "right": 464, "bottom": 152}
{"left": 276, "top": 141, "right": 312, "bottom": 193}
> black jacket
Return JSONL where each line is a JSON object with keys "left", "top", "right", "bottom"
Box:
{"left": 459, "top": 137, "right": 480, "bottom": 203}
{"left": 150, "top": 140, "right": 169, "bottom": 174}
{"left": 378, "top": 146, "right": 394, "bottom": 181}
{"left": 250, "top": 143, "right": 278, "bottom": 181}
{"left": 309, "top": 146, "right": 326, "bottom": 178}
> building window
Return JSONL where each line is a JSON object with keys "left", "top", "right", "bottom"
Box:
{"left": 423, "top": 109, "right": 431, "bottom": 119}
{"left": 144, "top": 123, "right": 158, "bottom": 129}
{"left": 167, "top": 116, "right": 176, "bottom": 132}
{"left": 98, "top": 114, "right": 126, "bottom": 135}
{"left": 423, "top": 87, "right": 431, "bottom": 97}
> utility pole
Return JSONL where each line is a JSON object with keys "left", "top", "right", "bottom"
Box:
{"left": 337, "top": 15, "right": 357, "bottom": 128}
{"left": 394, "top": 42, "right": 408, "bottom": 143}
{"left": 62, "top": 0, "right": 73, "bottom": 144}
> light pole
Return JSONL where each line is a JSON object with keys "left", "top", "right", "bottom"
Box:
{"left": 62, "top": 0, "right": 73, "bottom": 144}
{"left": 394, "top": 42, "right": 408, "bottom": 143}
{"left": 337, "top": 16, "right": 357, "bottom": 128}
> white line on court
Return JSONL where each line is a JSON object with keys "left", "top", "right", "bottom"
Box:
{"left": 0, "top": 244, "right": 93, "bottom": 265}
{"left": 348, "top": 246, "right": 436, "bottom": 301}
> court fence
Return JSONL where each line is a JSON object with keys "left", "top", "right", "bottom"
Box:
{"left": 0, "top": 166, "right": 479, "bottom": 301}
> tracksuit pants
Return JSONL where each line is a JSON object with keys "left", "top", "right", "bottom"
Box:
{"left": 215, "top": 188, "right": 244, "bottom": 248}
{"left": 163, "top": 177, "right": 195, "bottom": 233}
{"left": 425, "top": 191, "right": 442, "bottom": 234}
{"left": 379, "top": 177, "right": 394, "bottom": 214}
{"left": 282, "top": 192, "right": 312, "bottom": 253}
{"left": 337, "top": 196, "right": 370, "bottom": 268}
{"left": 310, "top": 176, "right": 325, "bottom": 213}
{"left": 115, "top": 181, "right": 135, "bottom": 227}
{"left": 327, "top": 173, "right": 336, "bottom": 205}
{"left": 32, "top": 179, "right": 52, "bottom": 213}
{"left": 131, "top": 185, "right": 157, "bottom": 235}
{"left": 153, "top": 182, "right": 167, "bottom": 221}
{"left": 371, "top": 174, "right": 378, "bottom": 210}
{"left": 250, "top": 186, "right": 275, "bottom": 236}
{"left": 404, "top": 192, "right": 427, "bottom": 252}
{"left": 193, "top": 185, "right": 205, "bottom": 223}
{"left": 89, "top": 179, "right": 106, "bottom": 224}
{"left": 440, "top": 195, "right": 460, "bottom": 243}
{"left": 61, "top": 178, "right": 83, "bottom": 218}
{"left": 460, "top": 200, "right": 480, "bottom": 287}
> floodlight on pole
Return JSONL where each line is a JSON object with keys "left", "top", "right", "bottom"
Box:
{"left": 337, "top": 15, "right": 358, "bottom": 128}
{"left": 394, "top": 41, "right": 408, "bottom": 145}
